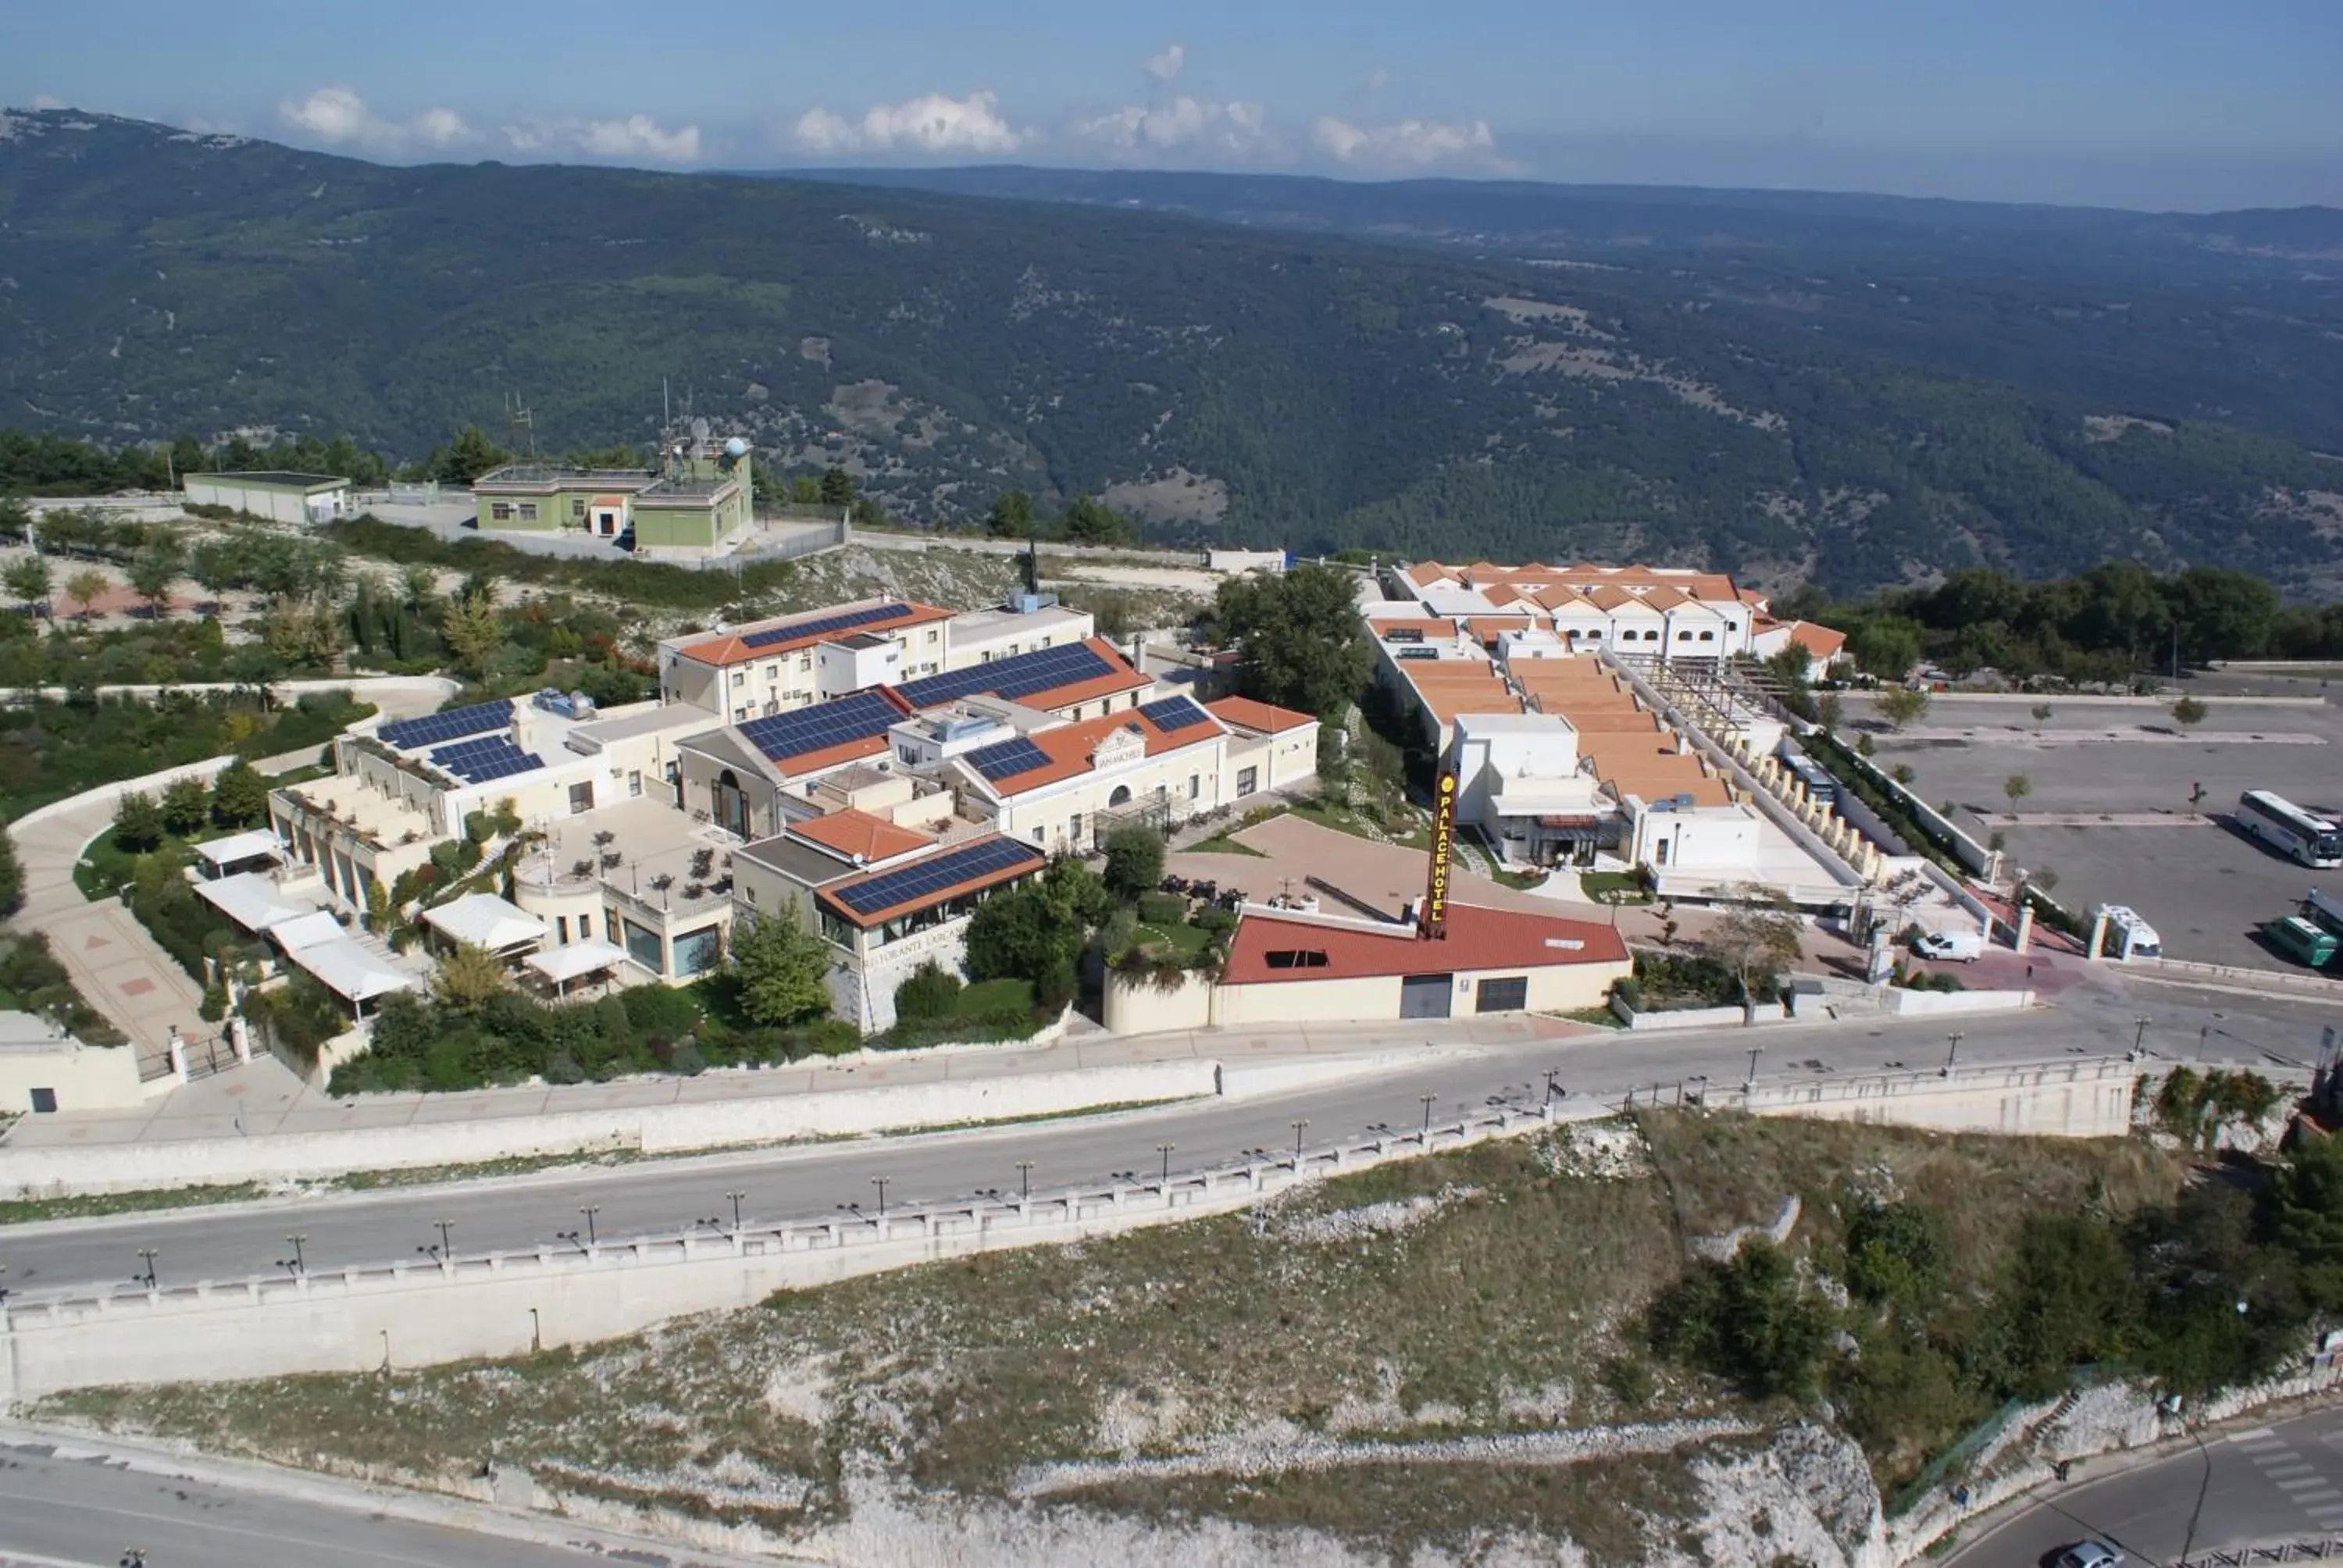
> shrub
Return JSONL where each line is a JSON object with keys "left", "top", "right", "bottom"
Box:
{"left": 893, "top": 961, "right": 963, "bottom": 1023}
{"left": 663, "top": 1041, "right": 708, "bottom": 1076}
{"left": 808, "top": 1018, "right": 861, "bottom": 1056}
{"left": 1102, "top": 824, "right": 1166, "bottom": 900}
{"left": 620, "top": 982, "right": 704, "bottom": 1042}
{"left": 1192, "top": 905, "right": 1239, "bottom": 934}
{"left": 1649, "top": 1238, "right": 1831, "bottom": 1401}
{"left": 1136, "top": 890, "right": 1187, "bottom": 925}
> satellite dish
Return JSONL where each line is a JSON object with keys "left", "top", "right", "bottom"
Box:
{"left": 723, "top": 436, "right": 750, "bottom": 459}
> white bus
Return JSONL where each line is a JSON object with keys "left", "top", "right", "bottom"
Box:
{"left": 2238, "top": 789, "right": 2343, "bottom": 868}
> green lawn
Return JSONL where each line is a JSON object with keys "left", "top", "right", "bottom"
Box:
{"left": 1579, "top": 870, "right": 1653, "bottom": 903}
{"left": 1292, "top": 797, "right": 1430, "bottom": 851}
{"left": 1132, "top": 921, "right": 1214, "bottom": 960}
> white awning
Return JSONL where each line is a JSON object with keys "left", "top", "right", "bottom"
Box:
{"left": 524, "top": 939, "right": 629, "bottom": 985}
{"left": 291, "top": 939, "right": 420, "bottom": 1004}
{"left": 194, "top": 829, "right": 282, "bottom": 868}
{"left": 269, "top": 911, "right": 348, "bottom": 954}
{"left": 422, "top": 894, "right": 548, "bottom": 953}
{"left": 192, "top": 871, "right": 317, "bottom": 935}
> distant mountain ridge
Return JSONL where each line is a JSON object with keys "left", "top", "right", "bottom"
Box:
{"left": 5, "top": 107, "right": 2343, "bottom": 593}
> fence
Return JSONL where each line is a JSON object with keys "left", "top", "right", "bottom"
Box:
{"left": 2183, "top": 1543, "right": 2343, "bottom": 1566}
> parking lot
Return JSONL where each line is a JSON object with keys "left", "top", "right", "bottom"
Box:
{"left": 1858, "top": 688, "right": 2341, "bottom": 971}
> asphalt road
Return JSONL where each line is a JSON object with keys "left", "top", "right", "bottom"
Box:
{"left": 0, "top": 1437, "right": 729, "bottom": 1568}
{"left": 1945, "top": 1402, "right": 2343, "bottom": 1566}
{"left": 2, "top": 972, "right": 2328, "bottom": 1299}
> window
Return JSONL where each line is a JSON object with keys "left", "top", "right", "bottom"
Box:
{"left": 1264, "top": 950, "right": 1329, "bottom": 970}
{"left": 1476, "top": 975, "right": 1529, "bottom": 1013}
{"left": 1587, "top": 629, "right": 1602, "bottom": 640}
{"left": 619, "top": 917, "right": 662, "bottom": 972}
{"left": 1189, "top": 774, "right": 1201, "bottom": 800}
{"left": 981, "top": 650, "right": 995, "bottom": 664}
{"left": 926, "top": 629, "right": 939, "bottom": 643}
{"left": 579, "top": 914, "right": 593, "bottom": 940}
{"left": 1236, "top": 765, "right": 1260, "bottom": 796}
{"left": 672, "top": 925, "right": 722, "bottom": 978}
{"left": 629, "top": 770, "right": 644, "bottom": 797}
{"left": 490, "top": 502, "right": 514, "bottom": 521}
{"left": 731, "top": 671, "right": 746, "bottom": 688}
{"left": 571, "top": 497, "right": 586, "bottom": 519}
{"left": 1032, "top": 828, "right": 1046, "bottom": 845}
{"left": 733, "top": 707, "right": 748, "bottom": 721}
{"left": 518, "top": 502, "right": 538, "bottom": 521}
{"left": 569, "top": 781, "right": 594, "bottom": 814}
{"left": 1068, "top": 813, "right": 1083, "bottom": 842}
{"left": 556, "top": 915, "right": 570, "bottom": 943}
{"left": 743, "top": 883, "right": 758, "bottom": 906}
{"left": 1677, "top": 630, "right": 1692, "bottom": 642}
{"left": 1699, "top": 630, "right": 1715, "bottom": 641}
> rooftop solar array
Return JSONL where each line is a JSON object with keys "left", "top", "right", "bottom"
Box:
{"left": 965, "top": 736, "right": 1050, "bottom": 782}
{"left": 895, "top": 643, "right": 1119, "bottom": 709}
{"left": 380, "top": 700, "right": 512, "bottom": 751}
{"left": 738, "top": 600, "right": 916, "bottom": 652}
{"left": 1139, "top": 695, "right": 1214, "bottom": 733}
{"left": 736, "top": 689, "right": 903, "bottom": 765}
{"left": 430, "top": 737, "right": 545, "bottom": 784}
{"left": 831, "top": 837, "right": 1041, "bottom": 917}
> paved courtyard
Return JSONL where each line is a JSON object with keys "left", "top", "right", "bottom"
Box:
{"left": 1863, "top": 690, "right": 2341, "bottom": 971}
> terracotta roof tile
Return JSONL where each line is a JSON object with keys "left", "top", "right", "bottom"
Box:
{"left": 790, "top": 808, "right": 934, "bottom": 864}
{"left": 1206, "top": 696, "right": 1317, "bottom": 735}
{"left": 1222, "top": 903, "right": 1627, "bottom": 986}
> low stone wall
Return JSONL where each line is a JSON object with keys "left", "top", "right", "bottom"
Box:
{"left": 1612, "top": 998, "right": 1789, "bottom": 1031}
{"left": 1746, "top": 1057, "right": 2136, "bottom": 1139}
{"left": 1878, "top": 985, "right": 2034, "bottom": 1017}
{"left": 0, "top": 1058, "right": 1219, "bottom": 1199}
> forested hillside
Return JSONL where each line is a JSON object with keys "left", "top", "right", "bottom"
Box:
{"left": 5, "top": 108, "right": 2341, "bottom": 592}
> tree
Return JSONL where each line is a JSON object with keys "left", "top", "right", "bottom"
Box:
{"left": 729, "top": 907, "right": 832, "bottom": 1025}
{"left": 1649, "top": 1238, "right": 1831, "bottom": 1400}
{"left": 1214, "top": 563, "right": 1373, "bottom": 722}
{"left": 0, "top": 830, "right": 20, "bottom": 915}
{"left": 112, "top": 789, "right": 165, "bottom": 852}
{"left": 431, "top": 942, "right": 511, "bottom": 1014}
{"left": 431, "top": 426, "right": 510, "bottom": 486}
{"left": 159, "top": 775, "right": 212, "bottom": 836}
{"left": 965, "top": 858, "right": 1105, "bottom": 1008}
{"left": 2266, "top": 1131, "right": 2343, "bottom": 1310}
{"left": 127, "top": 540, "right": 184, "bottom": 618}
{"left": 893, "top": 961, "right": 963, "bottom": 1023}
{"left": 1813, "top": 691, "right": 1846, "bottom": 732}
{"left": 2166, "top": 565, "right": 2280, "bottom": 665}
{"left": 1103, "top": 824, "right": 1166, "bottom": 901}
{"left": 209, "top": 759, "right": 269, "bottom": 827}
{"left": 1846, "top": 616, "right": 1923, "bottom": 681}
{"left": 2171, "top": 695, "right": 2209, "bottom": 728}
{"left": 1699, "top": 882, "right": 1803, "bottom": 1017}
{"left": 1878, "top": 686, "right": 1931, "bottom": 731}
{"left": 440, "top": 590, "right": 504, "bottom": 675}
{"left": 3, "top": 554, "right": 52, "bottom": 617}
{"left": 1060, "top": 495, "right": 1135, "bottom": 545}
{"left": 818, "top": 465, "right": 856, "bottom": 508}
{"left": 188, "top": 539, "right": 237, "bottom": 612}
{"left": 62, "top": 568, "right": 109, "bottom": 622}
{"left": 985, "top": 488, "right": 1035, "bottom": 539}
{"left": 2002, "top": 772, "right": 2033, "bottom": 811}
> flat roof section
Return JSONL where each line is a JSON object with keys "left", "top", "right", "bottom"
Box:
{"left": 1222, "top": 903, "right": 1627, "bottom": 986}
{"left": 677, "top": 600, "right": 954, "bottom": 668}
{"left": 192, "top": 471, "right": 350, "bottom": 490}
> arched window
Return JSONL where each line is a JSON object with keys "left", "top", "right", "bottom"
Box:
{"left": 1108, "top": 785, "right": 1133, "bottom": 807}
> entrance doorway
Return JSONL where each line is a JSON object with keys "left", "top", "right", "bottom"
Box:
{"left": 1400, "top": 973, "right": 1453, "bottom": 1019}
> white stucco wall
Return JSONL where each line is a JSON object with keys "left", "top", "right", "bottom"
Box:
{"left": 0, "top": 1039, "right": 147, "bottom": 1114}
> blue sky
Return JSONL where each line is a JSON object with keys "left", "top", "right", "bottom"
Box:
{"left": 3, "top": 0, "right": 2337, "bottom": 208}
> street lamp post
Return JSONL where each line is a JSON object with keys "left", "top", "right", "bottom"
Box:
{"left": 2133, "top": 1016, "right": 2152, "bottom": 1054}
{"left": 871, "top": 1175, "right": 890, "bottom": 1218}
{"left": 1290, "top": 1118, "right": 1310, "bottom": 1167}
{"left": 724, "top": 1190, "right": 746, "bottom": 1235}
{"left": 1419, "top": 1093, "right": 1438, "bottom": 1139}
{"left": 135, "top": 1249, "right": 159, "bottom": 1289}
{"left": 1543, "top": 1068, "right": 1561, "bottom": 1103}
{"left": 283, "top": 1234, "right": 308, "bottom": 1276}
{"left": 1156, "top": 1142, "right": 1175, "bottom": 1185}
{"left": 1942, "top": 1032, "right": 1963, "bottom": 1076}
{"left": 1744, "top": 1044, "right": 1763, "bottom": 1093}
{"left": 579, "top": 1206, "right": 600, "bottom": 1247}
{"left": 435, "top": 1218, "right": 455, "bottom": 1260}
{"left": 1015, "top": 1160, "right": 1035, "bottom": 1203}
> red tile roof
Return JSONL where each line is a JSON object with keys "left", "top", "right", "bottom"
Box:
{"left": 968, "top": 704, "right": 1225, "bottom": 797}
{"left": 789, "top": 808, "right": 933, "bottom": 864}
{"left": 1206, "top": 695, "right": 1317, "bottom": 735}
{"left": 815, "top": 836, "right": 1047, "bottom": 928}
{"left": 677, "top": 601, "right": 954, "bottom": 668}
{"left": 1221, "top": 903, "right": 1628, "bottom": 986}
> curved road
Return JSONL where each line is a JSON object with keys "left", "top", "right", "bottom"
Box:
{"left": 0, "top": 973, "right": 2323, "bottom": 1299}
{"left": 1946, "top": 1402, "right": 2343, "bottom": 1566}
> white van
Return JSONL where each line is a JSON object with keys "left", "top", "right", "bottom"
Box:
{"left": 1911, "top": 928, "right": 1985, "bottom": 964}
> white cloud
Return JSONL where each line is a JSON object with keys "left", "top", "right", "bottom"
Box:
{"left": 1312, "top": 114, "right": 1499, "bottom": 170}
{"left": 494, "top": 114, "right": 699, "bottom": 162}
{"left": 278, "top": 85, "right": 473, "bottom": 154}
{"left": 1144, "top": 43, "right": 1186, "bottom": 82}
{"left": 30, "top": 94, "right": 64, "bottom": 111}
{"left": 791, "top": 91, "right": 1025, "bottom": 156}
{"left": 1072, "top": 95, "right": 1272, "bottom": 159}
{"left": 1364, "top": 66, "right": 1390, "bottom": 93}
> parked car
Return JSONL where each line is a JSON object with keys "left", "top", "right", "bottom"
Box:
{"left": 2055, "top": 1543, "right": 2124, "bottom": 1568}
{"left": 1911, "top": 928, "right": 1985, "bottom": 964}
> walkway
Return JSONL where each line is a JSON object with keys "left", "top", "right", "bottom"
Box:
{"left": 0, "top": 1012, "right": 1586, "bottom": 1152}
{"left": 1, "top": 679, "right": 456, "bottom": 1072}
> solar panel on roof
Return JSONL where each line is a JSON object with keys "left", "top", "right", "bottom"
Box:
{"left": 966, "top": 736, "right": 1050, "bottom": 781}
{"left": 1139, "top": 695, "right": 1211, "bottom": 732}
{"left": 896, "top": 643, "right": 1119, "bottom": 710}
{"left": 380, "top": 700, "right": 512, "bottom": 750}
{"left": 737, "top": 601, "right": 916, "bottom": 651}
{"left": 737, "top": 689, "right": 902, "bottom": 764}
{"left": 432, "top": 738, "right": 545, "bottom": 785}
{"left": 833, "top": 838, "right": 1040, "bottom": 917}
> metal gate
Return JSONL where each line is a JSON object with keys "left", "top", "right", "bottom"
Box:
{"left": 1400, "top": 973, "right": 1453, "bottom": 1019}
